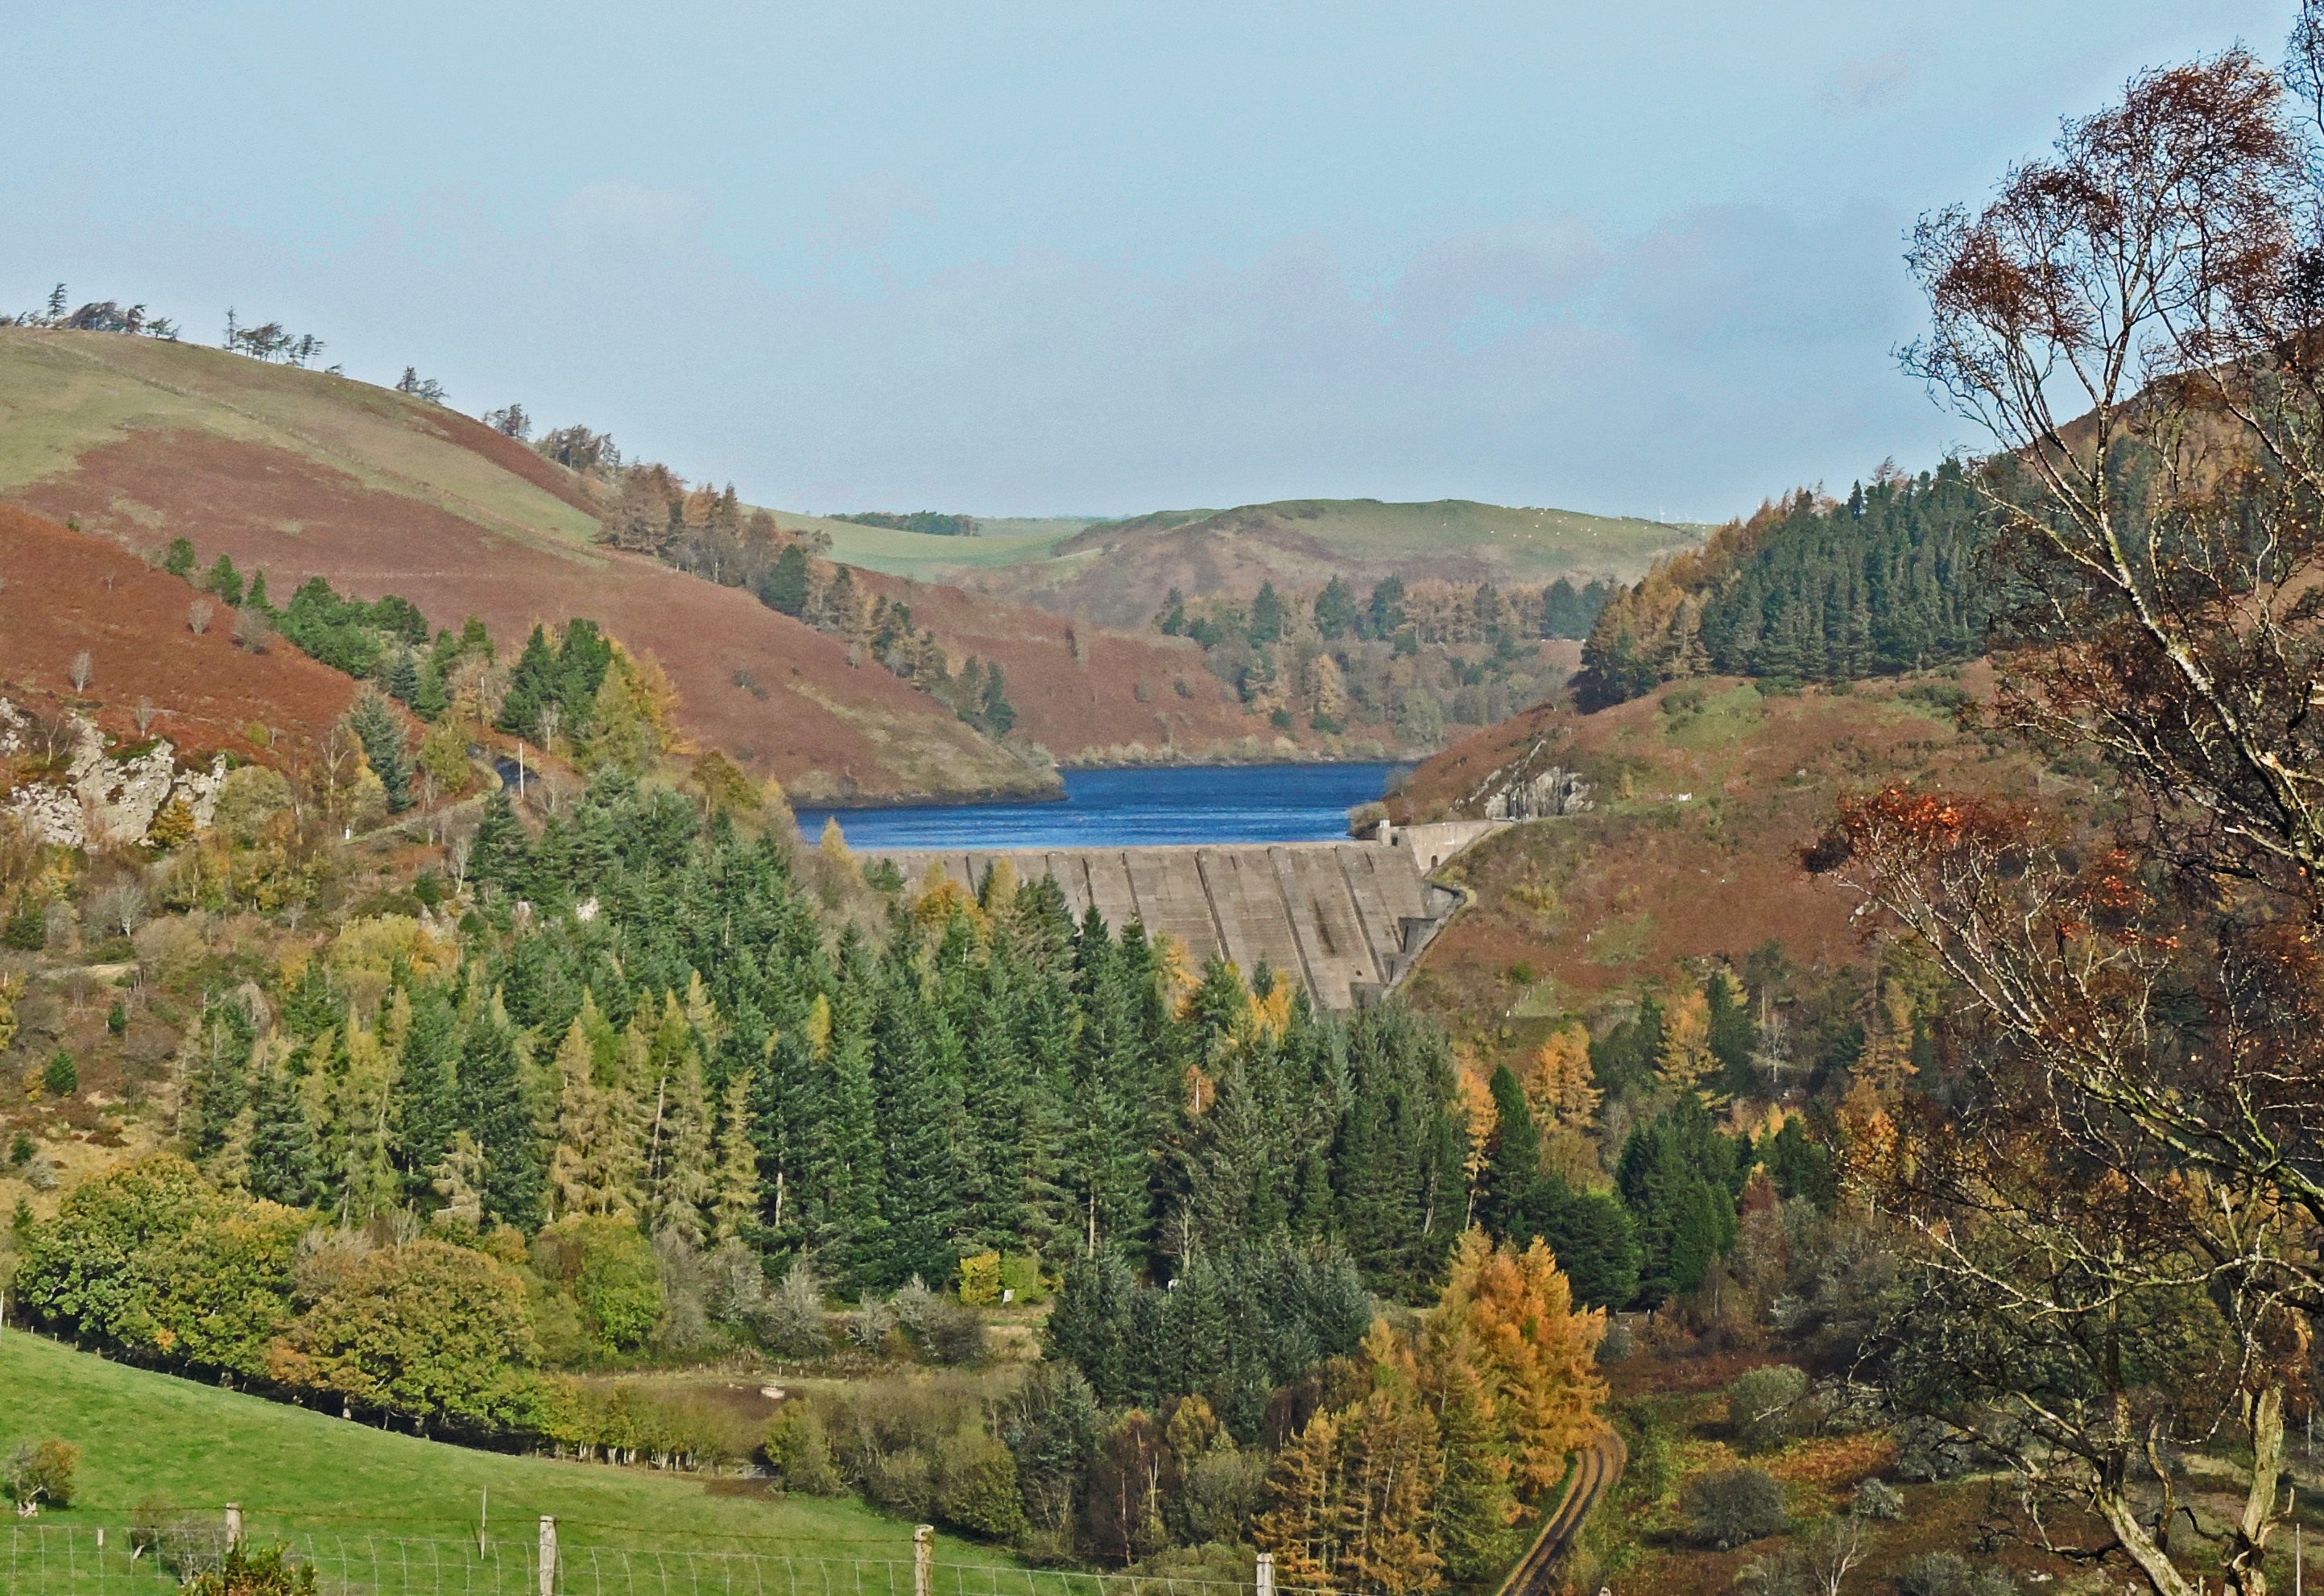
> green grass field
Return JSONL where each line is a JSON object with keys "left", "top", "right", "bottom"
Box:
{"left": 800, "top": 517, "right": 1090, "bottom": 579}
{"left": 0, "top": 1332, "right": 993, "bottom": 1567}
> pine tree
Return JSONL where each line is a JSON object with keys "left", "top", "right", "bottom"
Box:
{"left": 383, "top": 648, "right": 421, "bottom": 707}
{"left": 710, "top": 1069, "right": 761, "bottom": 1240}
{"left": 870, "top": 970, "right": 962, "bottom": 1287}
{"left": 494, "top": 624, "right": 560, "bottom": 740}
{"left": 761, "top": 544, "right": 810, "bottom": 617}
{"left": 641, "top": 993, "right": 713, "bottom": 1245}
{"left": 338, "top": 1017, "right": 402, "bottom": 1221}
{"left": 412, "top": 656, "right": 452, "bottom": 722}
{"left": 457, "top": 986, "right": 541, "bottom": 1228}
{"left": 1430, "top": 1354, "right": 1517, "bottom": 1582}
{"left": 246, "top": 1057, "right": 317, "bottom": 1206}
{"left": 469, "top": 789, "right": 531, "bottom": 894}
{"left": 349, "top": 693, "right": 414, "bottom": 813}
{"left": 395, "top": 985, "right": 460, "bottom": 1200}
{"left": 1478, "top": 1064, "right": 1542, "bottom": 1240}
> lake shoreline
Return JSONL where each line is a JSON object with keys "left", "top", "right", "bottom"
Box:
{"left": 796, "top": 763, "right": 1402, "bottom": 850}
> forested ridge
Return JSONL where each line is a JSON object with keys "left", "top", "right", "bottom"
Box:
{"left": 1574, "top": 461, "right": 1994, "bottom": 709}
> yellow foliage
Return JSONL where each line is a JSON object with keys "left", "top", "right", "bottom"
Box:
{"left": 1431, "top": 1229, "right": 1606, "bottom": 1498}
{"left": 804, "top": 993, "right": 833, "bottom": 1061}
{"left": 1244, "top": 982, "right": 1295, "bottom": 1045}
{"left": 1523, "top": 1023, "right": 1600, "bottom": 1130}
{"left": 329, "top": 914, "right": 459, "bottom": 984}
{"left": 958, "top": 1251, "right": 1003, "bottom": 1306}
{"left": 589, "top": 644, "right": 690, "bottom": 775}
{"left": 1454, "top": 1056, "right": 1497, "bottom": 1185}
{"left": 0, "top": 970, "right": 20, "bottom": 1054}
{"left": 1656, "top": 985, "right": 1719, "bottom": 1100}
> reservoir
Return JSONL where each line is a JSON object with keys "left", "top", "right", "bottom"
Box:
{"left": 796, "top": 763, "right": 1399, "bottom": 850}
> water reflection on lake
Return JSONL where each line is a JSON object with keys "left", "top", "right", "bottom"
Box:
{"left": 794, "top": 763, "right": 1400, "bottom": 850}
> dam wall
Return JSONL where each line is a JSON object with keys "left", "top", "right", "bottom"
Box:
{"left": 862, "top": 840, "right": 1470, "bottom": 1010}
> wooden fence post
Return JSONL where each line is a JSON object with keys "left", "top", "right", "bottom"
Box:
{"left": 1255, "top": 1550, "right": 1275, "bottom": 1596}
{"left": 539, "top": 1516, "right": 556, "bottom": 1596}
{"left": 225, "top": 1505, "right": 242, "bottom": 1548}
{"left": 913, "top": 1525, "right": 933, "bottom": 1596}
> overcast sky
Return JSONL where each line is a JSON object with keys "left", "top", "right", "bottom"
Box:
{"left": 0, "top": 2, "right": 2297, "bottom": 522}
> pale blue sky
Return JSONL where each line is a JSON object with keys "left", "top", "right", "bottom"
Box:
{"left": 0, "top": 2, "right": 2295, "bottom": 521}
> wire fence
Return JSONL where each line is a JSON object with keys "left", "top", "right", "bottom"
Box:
{"left": 0, "top": 1529, "right": 1326, "bottom": 1596}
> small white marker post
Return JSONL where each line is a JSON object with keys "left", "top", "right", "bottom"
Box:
{"left": 225, "top": 1505, "right": 242, "bottom": 1548}
{"left": 1255, "top": 1551, "right": 1275, "bottom": 1596}
{"left": 538, "top": 1516, "right": 556, "bottom": 1596}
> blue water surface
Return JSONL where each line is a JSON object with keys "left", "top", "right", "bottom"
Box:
{"left": 795, "top": 763, "right": 1400, "bottom": 850}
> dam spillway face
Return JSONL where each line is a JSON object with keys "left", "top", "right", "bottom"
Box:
{"left": 860, "top": 841, "right": 1460, "bottom": 1010}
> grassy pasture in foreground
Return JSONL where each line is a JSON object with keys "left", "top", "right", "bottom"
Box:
{"left": 0, "top": 1332, "right": 996, "bottom": 1565}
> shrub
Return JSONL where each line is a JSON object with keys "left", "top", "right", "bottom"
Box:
{"left": 934, "top": 1434, "right": 1028, "bottom": 1540}
{"left": 916, "top": 1299, "right": 990, "bottom": 1367}
{"left": 756, "top": 1260, "right": 829, "bottom": 1357}
{"left": 866, "top": 1449, "right": 934, "bottom": 1519}
{"left": 999, "top": 1252, "right": 1048, "bottom": 1304}
{"left": 1682, "top": 1466, "right": 1786, "bottom": 1548}
{"left": 958, "top": 1251, "right": 1003, "bottom": 1306}
{"left": 1727, "top": 1364, "right": 1809, "bottom": 1453}
{"left": 42, "top": 1048, "right": 77, "bottom": 1098}
{"left": 1853, "top": 1478, "right": 1906, "bottom": 1521}
{"left": 1902, "top": 1553, "right": 1976, "bottom": 1596}
{"left": 4, "top": 1439, "right": 78, "bottom": 1510}
{"left": 761, "top": 1407, "right": 842, "bottom": 1495}
{"left": 186, "top": 1542, "right": 316, "bottom": 1596}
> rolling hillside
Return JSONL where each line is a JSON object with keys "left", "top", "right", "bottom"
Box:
{"left": 952, "top": 498, "right": 1702, "bottom": 628}
{"left": 0, "top": 329, "right": 1046, "bottom": 804}
{"left": 1383, "top": 666, "right": 2063, "bottom": 1057}
{"left": 0, "top": 1331, "right": 991, "bottom": 1562}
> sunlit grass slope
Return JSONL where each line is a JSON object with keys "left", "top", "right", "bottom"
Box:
{"left": 0, "top": 1332, "right": 991, "bottom": 1563}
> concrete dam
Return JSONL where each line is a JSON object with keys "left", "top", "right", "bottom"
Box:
{"left": 862, "top": 825, "right": 1499, "bottom": 1011}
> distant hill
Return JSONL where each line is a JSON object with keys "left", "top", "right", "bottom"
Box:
{"left": 0, "top": 329, "right": 1050, "bottom": 804}
{"left": 944, "top": 498, "right": 1702, "bottom": 628}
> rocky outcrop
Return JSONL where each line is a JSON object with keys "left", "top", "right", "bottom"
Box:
{"left": 1462, "top": 735, "right": 1595, "bottom": 821}
{"left": 1, "top": 698, "right": 234, "bottom": 849}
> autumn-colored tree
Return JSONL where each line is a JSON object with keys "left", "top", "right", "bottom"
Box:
{"left": 547, "top": 1019, "right": 639, "bottom": 1221}
{"left": 1655, "top": 986, "right": 1718, "bottom": 1101}
{"left": 1255, "top": 1408, "right": 1344, "bottom": 1584}
{"left": 1523, "top": 1023, "right": 1600, "bottom": 1128}
{"left": 1430, "top": 1229, "right": 1605, "bottom": 1496}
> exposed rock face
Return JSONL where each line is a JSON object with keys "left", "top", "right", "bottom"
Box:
{"left": 1, "top": 697, "right": 234, "bottom": 849}
{"left": 1462, "top": 736, "right": 1595, "bottom": 821}
{"left": 1480, "top": 765, "right": 1593, "bottom": 821}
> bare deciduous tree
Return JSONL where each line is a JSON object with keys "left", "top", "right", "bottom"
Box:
{"left": 134, "top": 697, "right": 155, "bottom": 735}
{"left": 67, "top": 651, "right": 92, "bottom": 693}
{"left": 232, "top": 606, "right": 271, "bottom": 654}
{"left": 187, "top": 600, "right": 213, "bottom": 635}
{"left": 87, "top": 879, "right": 148, "bottom": 941}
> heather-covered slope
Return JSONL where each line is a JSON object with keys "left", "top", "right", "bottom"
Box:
{"left": 0, "top": 329, "right": 1047, "bottom": 804}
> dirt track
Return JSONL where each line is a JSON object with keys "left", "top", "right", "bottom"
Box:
{"left": 1496, "top": 1426, "right": 1628, "bottom": 1596}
